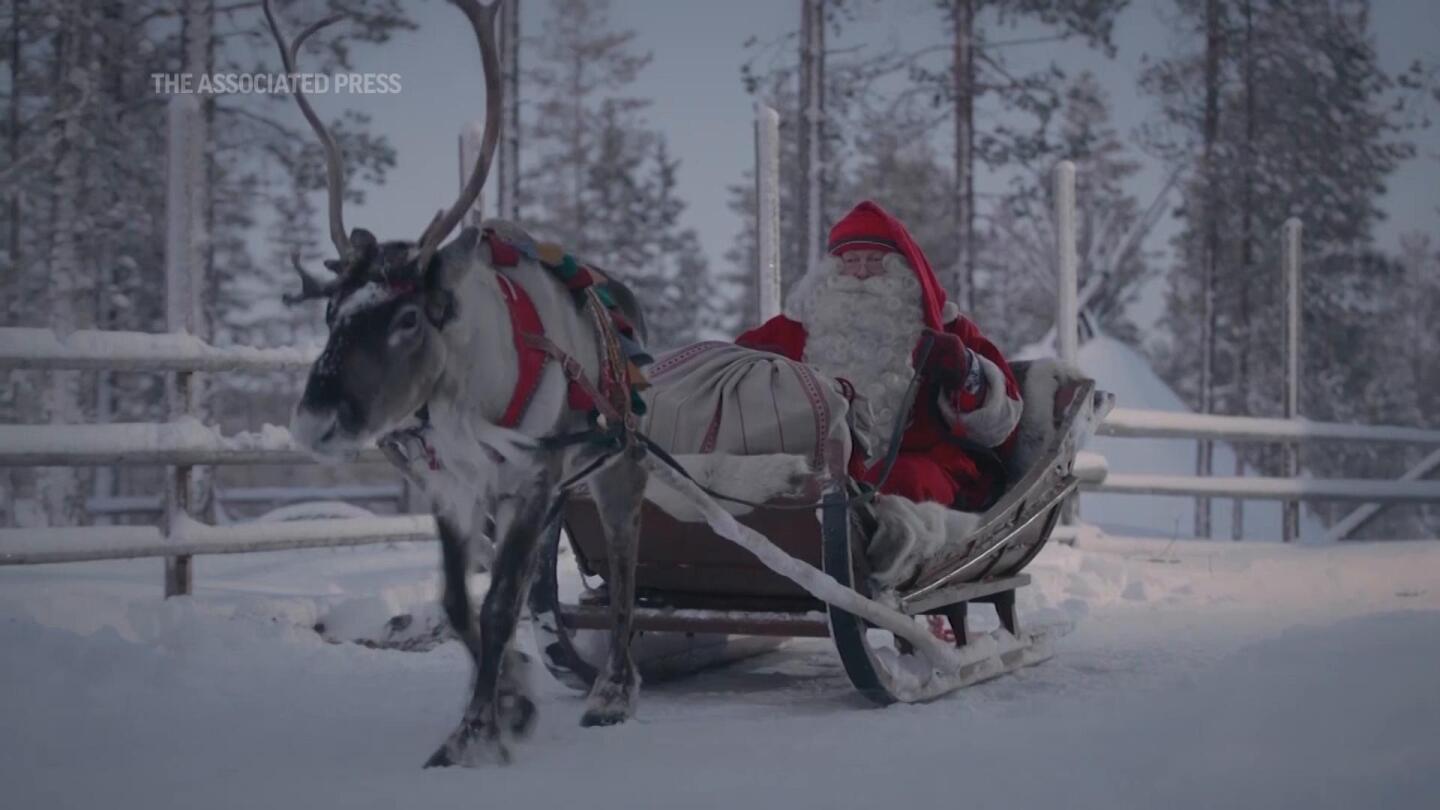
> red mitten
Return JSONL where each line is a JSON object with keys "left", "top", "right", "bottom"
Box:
{"left": 912, "top": 329, "right": 970, "bottom": 387}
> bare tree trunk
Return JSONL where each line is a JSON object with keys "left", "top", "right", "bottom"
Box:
{"left": 90, "top": 0, "right": 131, "bottom": 523}
{"left": 164, "top": 0, "right": 214, "bottom": 593}
{"left": 1231, "top": 0, "right": 1255, "bottom": 541}
{"left": 796, "top": 0, "right": 825, "bottom": 286}
{"left": 952, "top": 0, "right": 975, "bottom": 311}
{"left": 3, "top": 0, "right": 24, "bottom": 525}
{"left": 496, "top": 0, "right": 520, "bottom": 220}
{"left": 6, "top": 0, "right": 20, "bottom": 278}
{"left": 810, "top": 0, "right": 825, "bottom": 274}
{"left": 41, "top": 4, "right": 90, "bottom": 525}
{"left": 796, "top": 0, "right": 810, "bottom": 288}
{"left": 1194, "top": 0, "right": 1221, "bottom": 539}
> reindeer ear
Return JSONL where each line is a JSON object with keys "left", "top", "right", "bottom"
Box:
{"left": 420, "top": 228, "right": 479, "bottom": 328}
{"left": 349, "top": 228, "right": 379, "bottom": 262}
{"left": 423, "top": 226, "right": 480, "bottom": 288}
{"left": 449, "top": 226, "right": 481, "bottom": 260}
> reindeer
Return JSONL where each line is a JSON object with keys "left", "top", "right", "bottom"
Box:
{"left": 264, "top": 0, "right": 651, "bottom": 766}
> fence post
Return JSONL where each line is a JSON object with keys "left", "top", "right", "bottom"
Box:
{"left": 163, "top": 95, "right": 207, "bottom": 596}
{"left": 1282, "top": 218, "right": 1302, "bottom": 542}
{"left": 1054, "top": 161, "right": 1078, "bottom": 367}
{"left": 1054, "top": 160, "right": 1079, "bottom": 523}
{"left": 754, "top": 102, "right": 783, "bottom": 322}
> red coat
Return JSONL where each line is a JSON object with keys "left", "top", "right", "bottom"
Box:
{"left": 736, "top": 314, "right": 1021, "bottom": 511}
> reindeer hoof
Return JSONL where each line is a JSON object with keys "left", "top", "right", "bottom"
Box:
{"left": 424, "top": 716, "right": 511, "bottom": 768}
{"left": 423, "top": 747, "right": 455, "bottom": 769}
{"left": 580, "top": 679, "right": 635, "bottom": 727}
{"left": 580, "top": 706, "right": 629, "bottom": 727}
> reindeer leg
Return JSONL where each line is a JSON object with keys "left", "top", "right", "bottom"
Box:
{"left": 425, "top": 512, "right": 488, "bottom": 768}
{"left": 492, "top": 498, "right": 560, "bottom": 740}
{"left": 427, "top": 472, "right": 555, "bottom": 768}
{"left": 580, "top": 451, "right": 647, "bottom": 727}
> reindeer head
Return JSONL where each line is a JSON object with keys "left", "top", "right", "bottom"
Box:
{"left": 267, "top": 0, "right": 502, "bottom": 458}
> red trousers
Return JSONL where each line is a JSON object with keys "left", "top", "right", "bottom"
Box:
{"left": 860, "top": 453, "right": 965, "bottom": 507}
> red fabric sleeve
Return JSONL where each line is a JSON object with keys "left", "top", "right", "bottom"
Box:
{"left": 734, "top": 316, "right": 808, "bottom": 362}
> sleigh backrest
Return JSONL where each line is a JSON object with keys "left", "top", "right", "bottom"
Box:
{"left": 901, "top": 360, "right": 1106, "bottom": 605}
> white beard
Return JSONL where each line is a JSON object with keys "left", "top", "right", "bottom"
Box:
{"left": 791, "top": 254, "right": 925, "bottom": 457}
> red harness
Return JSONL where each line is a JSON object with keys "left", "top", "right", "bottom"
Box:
{"left": 494, "top": 274, "right": 549, "bottom": 428}
{"left": 383, "top": 231, "right": 642, "bottom": 475}
{"left": 492, "top": 272, "right": 620, "bottom": 429}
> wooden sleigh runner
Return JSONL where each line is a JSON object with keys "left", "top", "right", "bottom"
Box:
{"left": 530, "top": 360, "right": 1111, "bottom": 704}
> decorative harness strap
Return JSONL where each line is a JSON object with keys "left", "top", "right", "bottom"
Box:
{"left": 381, "top": 228, "right": 651, "bottom": 474}
{"left": 483, "top": 228, "right": 648, "bottom": 437}
{"left": 494, "top": 274, "right": 549, "bottom": 429}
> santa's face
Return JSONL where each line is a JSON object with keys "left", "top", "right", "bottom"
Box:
{"left": 837, "top": 249, "right": 889, "bottom": 280}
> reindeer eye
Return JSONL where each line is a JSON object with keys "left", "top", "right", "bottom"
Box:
{"left": 393, "top": 308, "right": 420, "bottom": 332}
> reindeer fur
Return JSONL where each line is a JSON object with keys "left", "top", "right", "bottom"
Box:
{"left": 424, "top": 228, "right": 653, "bottom": 765}
{"left": 270, "top": 0, "right": 643, "bottom": 769}
{"left": 294, "top": 223, "right": 652, "bottom": 767}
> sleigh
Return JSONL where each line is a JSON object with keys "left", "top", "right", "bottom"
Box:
{"left": 529, "top": 357, "right": 1110, "bottom": 704}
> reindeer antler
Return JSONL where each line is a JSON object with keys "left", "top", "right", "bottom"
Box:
{"left": 262, "top": 0, "right": 351, "bottom": 265}
{"left": 413, "top": 0, "right": 504, "bottom": 272}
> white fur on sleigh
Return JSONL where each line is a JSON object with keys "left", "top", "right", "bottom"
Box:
{"left": 642, "top": 453, "right": 813, "bottom": 522}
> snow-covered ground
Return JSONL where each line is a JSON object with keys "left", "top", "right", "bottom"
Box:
{"left": 3, "top": 534, "right": 1436, "bottom": 809}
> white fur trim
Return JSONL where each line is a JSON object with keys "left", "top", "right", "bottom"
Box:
{"left": 642, "top": 453, "right": 811, "bottom": 521}
{"left": 937, "top": 352, "right": 1024, "bottom": 448}
{"left": 1008, "top": 357, "right": 1084, "bottom": 476}
{"left": 866, "top": 495, "right": 982, "bottom": 589}
{"left": 941, "top": 300, "right": 961, "bottom": 324}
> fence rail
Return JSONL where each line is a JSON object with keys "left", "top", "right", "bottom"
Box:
{"left": 5, "top": 220, "right": 1439, "bottom": 581}
{"left": 87, "top": 484, "right": 405, "bottom": 517}
{"left": 0, "top": 327, "right": 317, "bottom": 373}
{"left": 1099, "top": 407, "right": 1440, "bottom": 446}
{"left": 0, "top": 516, "right": 436, "bottom": 566}
{"left": 0, "top": 421, "right": 385, "bottom": 466}
{"left": 1086, "top": 474, "right": 1440, "bottom": 502}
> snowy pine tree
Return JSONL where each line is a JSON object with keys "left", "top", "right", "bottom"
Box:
{"left": 522, "top": 0, "right": 717, "bottom": 349}
{"left": 1143, "top": 0, "right": 1424, "bottom": 535}
{"left": 0, "top": 0, "right": 412, "bottom": 525}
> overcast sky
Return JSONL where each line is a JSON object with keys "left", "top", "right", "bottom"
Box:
{"left": 322, "top": 0, "right": 1439, "bottom": 300}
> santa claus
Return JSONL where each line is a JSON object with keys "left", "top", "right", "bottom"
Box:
{"left": 736, "top": 200, "right": 1023, "bottom": 511}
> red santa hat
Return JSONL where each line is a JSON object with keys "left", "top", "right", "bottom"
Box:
{"left": 826, "top": 200, "right": 960, "bottom": 329}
